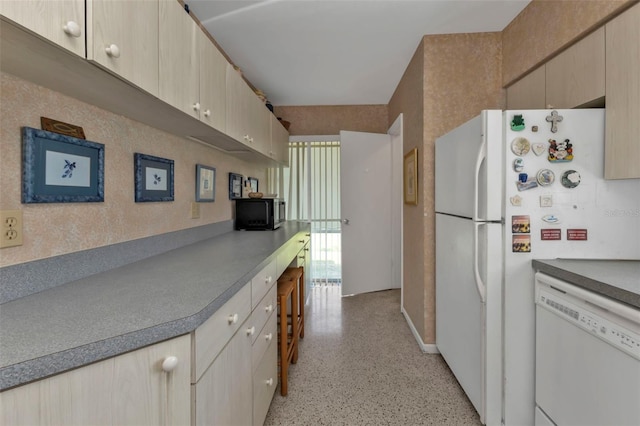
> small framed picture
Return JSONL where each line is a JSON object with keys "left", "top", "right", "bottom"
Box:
{"left": 247, "top": 177, "right": 259, "bottom": 193}
{"left": 134, "top": 153, "right": 174, "bottom": 202}
{"left": 229, "top": 172, "right": 243, "bottom": 199}
{"left": 22, "top": 127, "right": 104, "bottom": 203}
{"left": 403, "top": 148, "right": 418, "bottom": 205}
{"left": 196, "top": 164, "right": 216, "bottom": 202}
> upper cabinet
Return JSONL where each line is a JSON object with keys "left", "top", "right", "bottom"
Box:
{"left": 87, "top": 0, "right": 159, "bottom": 96}
{"left": 159, "top": 0, "right": 199, "bottom": 119}
{"left": 270, "top": 114, "right": 290, "bottom": 166}
{"left": 506, "top": 66, "right": 545, "bottom": 110}
{"left": 198, "top": 29, "right": 228, "bottom": 132}
{"left": 545, "top": 27, "right": 605, "bottom": 109}
{"left": 605, "top": 2, "right": 640, "bottom": 180}
{"left": 0, "top": 0, "right": 85, "bottom": 57}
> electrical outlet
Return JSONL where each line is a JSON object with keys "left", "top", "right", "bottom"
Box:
{"left": 1, "top": 210, "right": 23, "bottom": 248}
{"left": 190, "top": 202, "right": 200, "bottom": 219}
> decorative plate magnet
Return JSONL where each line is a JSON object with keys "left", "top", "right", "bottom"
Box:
{"left": 548, "top": 138, "right": 573, "bottom": 162}
{"left": 542, "top": 214, "right": 561, "bottom": 224}
{"left": 532, "top": 143, "right": 546, "bottom": 156}
{"left": 536, "top": 169, "right": 555, "bottom": 186}
{"left": 511, "top": 137, "right": 530, "bottom": 156}
{"left": 513, "top": 157, "right": 524, "bottom": 172}
{"left": 561, "top": 170, "right": 581, "bottom": 188}
{"left": 546, "top": 110, "right": 563, "bottom": 133}
{"left": 511, "top": 114, "right": 525, "bottom": 131}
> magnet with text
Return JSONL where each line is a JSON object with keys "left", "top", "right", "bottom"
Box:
{"left": 561, "top": 170, "right": 581, "bottom": 188}
{"left": 511, "top": 114, "right": 525, "bottom": 131}
{"left": 548, "top": 138, "right": 573, "bottom": 162}
{"left": 513, "top": 157, "right": 524, "bottom": 172}
{"left": 512, "top": 215, "right": 530, "bottom": 234}
{"left": 511, "top": 137, "right": 530, "bottom": 155}
{"left": 541, "top": 214, "right": 560, "bottom": 224}
{"left": 546, "top": 110, "right": 563, "bottom": 133}
{"left": 567, "top": 229, "right": 588, "bottom": 241}
{"left": 512, "top": 235, "right": 531, "bottom": 253}
{"left": 541, "top": 229, "right": 562, "bottom": 241}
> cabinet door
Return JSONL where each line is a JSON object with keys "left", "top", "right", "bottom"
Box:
{"left": 194, "top": 327, "right": 253, "bottom": 426}
{"left": 158, "top": 0, "right": 199, "bottom": 119}
{"left": 545, "top": 27, "right": 605, "bottom": 109}
{"left": 270, "top": 113, "right": 290, "bottom": 165}
{"left": 248, "top": 94, "right": 271, "bottom": 155}
{"left": 199, "top": 29, "right": 228, "bottom": 132}
{"left": 506, "top": 65, "right": 546, "bottom": 110}
{"left": 0, "top": 0, "right": 85, "bottom": 57}
{"left": 87, "top": 0, "right": 159, "bottom": 96}
{"left": 0, "top": 335, "right": 191, "bottom": 426}
{"left": 605, "top": 2, "right": 640, "bottom": 179}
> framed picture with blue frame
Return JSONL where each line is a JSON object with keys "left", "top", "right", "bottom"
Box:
{"left": 134, "top": 153, "right": 174, "bottom": 202}
{"left": 22, "top": 127, "right": 105, "bottom": 203}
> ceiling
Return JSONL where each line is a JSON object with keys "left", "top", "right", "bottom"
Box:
{"left": 185, "top": 0, "right": 531, "bottom": 106}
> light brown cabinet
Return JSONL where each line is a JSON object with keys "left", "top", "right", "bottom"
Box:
{"left": 198, "top": 29, "right": 228, "bottom": 132}
{"left": 0, "top": 0, "right": 85, "bottom": 57}
{"left": 545, "top": 27, "right": 605, "bottom": 109}
{"left": 0, "top": 334, "right": 191, "bottom": 426}
{"left": 605, "top": 2, "right": 640, "bottom": 179}
{"left": 270, "top": 114, "right": 290, "bottom": 165}
{"left": 87, "top": 0, "right": 159, "bottom": 96}
{"left": 505, "top": 66, "right": 545, "bottom": 110}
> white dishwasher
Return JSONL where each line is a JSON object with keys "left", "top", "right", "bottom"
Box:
{"left": 534, "top": 272, "right": 640, "bottom": 426}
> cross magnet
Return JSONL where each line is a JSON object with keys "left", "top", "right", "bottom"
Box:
{"left": 545, "top": 110, "right": 563, "bottom": 133}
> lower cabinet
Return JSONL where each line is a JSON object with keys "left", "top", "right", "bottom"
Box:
{"left": 0, "top": 334, "right": 191, "bottom": 426}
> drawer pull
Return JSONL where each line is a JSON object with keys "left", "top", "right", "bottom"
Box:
{"left": 105, "top": 44, "right": 120, "bottom": 58}
{"left": 63, "top": 21, "right": 81, "bottom": 38}
{"left": 192, "top": 102, "right": 201, "bottom": 111}
{"left": 246, "top": 326, "right": 256, "bottom": 336}
{"left": 265, "top": 276, "right": 273, "bottom": 285}
{"left": 161, "top": 356, "right": 178, "bottom": 372}
{"left": 298, "top": 240, "right": 305, "bottom": 243}
{"left": 265, "top": 378, "right": 274, "bottom": 386}
{"left": 265, "top": 304, "right": 274, "bottom": 313}
{"left": 228, "top": 313, "right": 239, "bottom": 325}
{"left": 265, "top": 333, "right": 273, "bottom": 342}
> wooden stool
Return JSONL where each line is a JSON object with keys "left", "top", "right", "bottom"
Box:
{"left": 281, "top": 266, "right": 305, "bottom": 345}
{"left": 276, "top": 276, "right": 298, "bottom": 396}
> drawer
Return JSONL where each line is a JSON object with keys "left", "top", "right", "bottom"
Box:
{"left": 276, "top": 233, "right": 309, "bottom": 277}
{"left": 252, "top": 310, "right": 276, "bottom": 372}
{"left": 251, "top": 260, "right": 277, "bottom": 310}
{"left": 252, "top": 331, "right": 278, "bottom": 426}
{"left": 249, "top": 285, "right": 276, "bottom": 344}
{"left": 193, "top": 283, "right": 251, "bottom": 382}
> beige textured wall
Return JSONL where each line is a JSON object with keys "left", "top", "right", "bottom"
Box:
{"left": 503, "top": 0, "right": 633, "bottom": 86}
{"left": 0, "top": 73, "right": 265, "bottom": 267}
{"left": 272, "top": 105, "right": 388, "bottom": 135}
{"left": 388, "top": 40, "right": 426, "bottom": 339}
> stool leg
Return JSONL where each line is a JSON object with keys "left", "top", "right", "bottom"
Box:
{"left": 291, "top": 282, "right": 299, "bottom": 364}
{"left": 279, "top": 293, "right": 288, "bottom": 396}
{"left": 299, "top": 268, "right": 305, "bottom": 339}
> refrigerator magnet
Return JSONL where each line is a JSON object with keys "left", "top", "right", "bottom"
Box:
{"left": 541, "top": 229, "right": 562, "bottom": 240}
{"left": 513, "top": 158, "right": 524, "bottom": 172}
{"left": 510, "top": 195, "right": 523, "bottom": 206}
{"left": 511, "top": 215, "right": 531, "bottom": 233}
{"left": 511, "top": 137, "right": 530, "bottom": 155}
{"left": 561, "top": 170, "right": 581, "bottom": 188}
{"left": 516, "top": 179, "right": 538, "bottom": 191}
{"left": 512, "top": 235, "right": 531, "bottom": 253}
{"left": 511, "top": 114, "right": 525, "bottom": 131}
{"left": 536, "top": 169, "right": 555, "bottom": 186}
{"left": 548, "top": 138, "right": 573, "bottom": 162}
{"left": 546, "top": 110, "right": 563, "bottom": 133}
{"left": 532, "top": 143, "right": 546, "bottom": 156}
{"left": 542, "top": 214, "right": 560, "bottom": 224}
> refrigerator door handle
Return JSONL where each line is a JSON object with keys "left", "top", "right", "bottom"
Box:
{"left": 473, "top": 222, "right": 487, "bottom": 303}
{"left": 473, "top": 139, "right": 487, "bottom": 222}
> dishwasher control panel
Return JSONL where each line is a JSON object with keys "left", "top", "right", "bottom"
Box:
{"left": 537, "top": 289, "right": 640, "bottom": 361}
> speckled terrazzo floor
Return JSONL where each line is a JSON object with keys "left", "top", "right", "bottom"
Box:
{"left": 264, "top": 286, "right": 481, "bottom": 426}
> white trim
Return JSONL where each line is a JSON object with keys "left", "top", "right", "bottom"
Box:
{"left": 401, "top": 306, "right": 440, "bottom": 354}
{"left": 289, "top": 135, "right": 340, "bottom": 143}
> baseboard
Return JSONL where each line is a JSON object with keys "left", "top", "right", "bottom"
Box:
{"left": 401, "top": 307, "right": 440, "bottom": 354}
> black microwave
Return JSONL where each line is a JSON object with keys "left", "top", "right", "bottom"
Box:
{"left": 235, "top": 198, "right": 285, "bottom": 230}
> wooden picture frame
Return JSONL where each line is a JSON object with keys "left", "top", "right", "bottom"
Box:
{"left": 196, "top": 164, "right": 216, "bottom": 202}
{"left": 229, "top": 172, "right": 243, "bottom": 199}
{"left": 403, "top": 148, "right": 418, "bottom": 205}
{"left": 22, "top": 127, "right": 104, "bottom": 203}
{"left": 134, "top": 153, "right": 174, "bottom": 202}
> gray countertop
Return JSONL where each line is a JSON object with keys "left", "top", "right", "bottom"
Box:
{"left": 0, "top": 222, "right": 310, "bottom": 391}
{"left": 532, "top": 259, "right": 640, "bottom": 309}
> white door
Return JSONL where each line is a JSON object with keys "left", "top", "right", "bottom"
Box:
{"left": 340, "top": 131, "right": 394, "bottom": 296}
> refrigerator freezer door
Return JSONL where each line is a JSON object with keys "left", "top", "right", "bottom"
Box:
{"left": 436, "top": 213, "right": 502, "bottom": 425}
{"left": 435, "top": 110, "right": 502, "bottom": 221}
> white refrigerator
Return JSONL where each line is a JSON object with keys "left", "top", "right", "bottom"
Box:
{"left": 434, "top": 109, "right": 640, "bottom": 425}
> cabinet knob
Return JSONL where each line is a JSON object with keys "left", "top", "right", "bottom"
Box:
{"left": 243, "top": 135, "right": 250, "bottom": 141}
{"left": 162, "top": 356, "right": 179, "bottom": 372}
{"left": 228, "top": 313, "right": 239, "bottom": 324}
{"left": 246, "top": 326, "right": 256, "bottom": 336}
{"left": 298, "top": 240, "right": 305, "bottom": 243}
{"left": 63, "top": 21, "right": 81, "bottom": 38}
{"left": 265, "top": 378, "right": 274, "bottom": 386}
{"left": 265, "top": 276, "right": 273, "bottom": 285}
{"left": 265, "top": 304, "right": 273, "bottom": 313}
{"left": 249, "top": 137, "right": 254, "bottom": 143}
{"left": 192, "top": 102, "right": 200, "bottom": 111}
{"left": 105, "top": 44, "right": 120, "bottom": 58}
{"left": 265, "top": 333, "right": 273, "bottom": 342}
{"left": 203, "top": 109, "right": 211, "bottom": 117}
